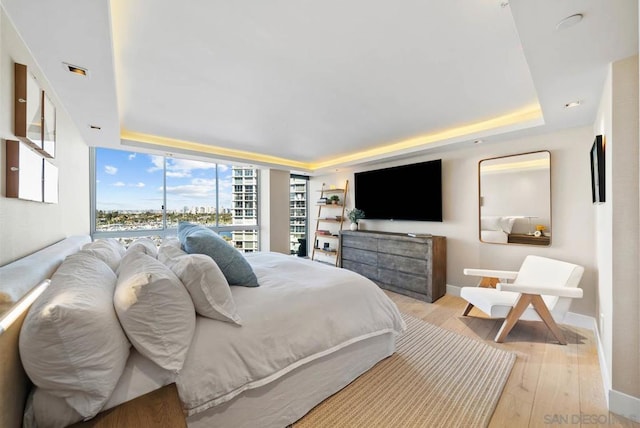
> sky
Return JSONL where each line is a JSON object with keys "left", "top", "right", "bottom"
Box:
{"left": 96, "top": 148, "right": 235, "bottom": 211}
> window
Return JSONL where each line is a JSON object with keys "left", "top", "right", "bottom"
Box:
{"left": 290, "top": 174, "right": 309, "bottom": 255}
{"left": 91, "top": 148, "right": 259, "bottom": 251}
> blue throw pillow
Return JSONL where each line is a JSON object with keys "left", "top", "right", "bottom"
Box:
{"left": 178, "top": 222, "right": 259, "bottom": 287}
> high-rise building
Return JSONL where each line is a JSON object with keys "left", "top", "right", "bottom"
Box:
{"left": 231, "top": 167, "right": 259, "bottom": 252}
{"left": 290, "top": 176, "right": 308, "bottom": 255}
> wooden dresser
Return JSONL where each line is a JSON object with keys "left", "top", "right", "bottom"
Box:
{"left": 339, "top": 230, "right": 446, "bottom": 303}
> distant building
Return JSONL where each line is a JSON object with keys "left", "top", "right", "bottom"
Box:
{"left": 231, "top": 167, "right": 258, "bottom": 252}
{"left": 290, "top": 176, "right": 308, "bottom": 255}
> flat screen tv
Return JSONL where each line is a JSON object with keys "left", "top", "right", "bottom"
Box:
{"left": 354, "top": 159, "right": 442, "bottom": 222}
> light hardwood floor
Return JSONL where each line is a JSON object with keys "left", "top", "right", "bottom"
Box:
{"left": 385, "top": 290, "right": 640, "bottom": 428}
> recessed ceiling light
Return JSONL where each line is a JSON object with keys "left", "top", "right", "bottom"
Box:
{"left": 63, "top": 62, "right": 88, "bottom": 76}
{"left": 564, "top": 101, "right": 581, "bottom": 109}
{"left": 89, "top": 125, "right": 101, "bottom": 130}
{"left": 556, "top": 13, "right": 583, "bottom": 31}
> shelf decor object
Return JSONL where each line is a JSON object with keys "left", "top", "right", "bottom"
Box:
{"left": 14, "top": 62, "right": 55, "bottom": 158}
{"left": 311, "top": 180, "right": 348, "bottom": 266}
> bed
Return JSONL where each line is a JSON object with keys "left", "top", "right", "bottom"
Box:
{"left": 0, "top": 229, "right": 406, "bottom": 428}
{"left": 480, "top": 216, "right": 517, "bottom": 244}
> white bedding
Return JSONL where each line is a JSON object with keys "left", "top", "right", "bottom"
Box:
{"left": 481, "top": 229, "right": 509, "bottom": 243}
{"left": 179, "top": 252, "right": 406, "bottom": 415}
{"left": 26, "top": 251, "right": 406, "bottom": 427}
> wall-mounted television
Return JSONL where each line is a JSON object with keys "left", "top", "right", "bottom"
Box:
{"left": 354, "top": 159, "right": 442, "bottom": 222}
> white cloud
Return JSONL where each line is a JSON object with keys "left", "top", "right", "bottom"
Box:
{"left": 165, "top": 178, "right": 216, "bottom": 198}
{"left": 147, "top": 155, "right": 218, "bottom": 177}
{"left": 128, "top": 153, "right": 136, "bottom": 160}
{"left": 113, "top": 181, "right": 126, "bottom": 187}
{"left": 166, "top": 171, "right": 191, "bottom": 178}
{"left": 130, "top": 182, "right": 145, "bottom": 188}
{"left": 191, "top": 178, "right": 216, "bottom": 186}
{"left": 146, "top": 155, "right": 165, "bottom": 173}
{"left": 104, "top": 165, "right": 118, "bottom": 175}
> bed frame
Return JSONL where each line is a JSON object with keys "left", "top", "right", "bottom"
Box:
{"left": 0, "top": 235, "right": 91, "bottom": 428}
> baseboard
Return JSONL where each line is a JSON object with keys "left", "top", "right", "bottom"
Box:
{"left": 591, "top": 317, "right": 611, "bottom": 406}
{"left": 609, "top": 390, "right": 640, "bottom": 422}
{"left": 446, "top": 284, "right": 461, "bottom": 297}
{"left": 562, "top": 311, "right": 596, "bottom": 330}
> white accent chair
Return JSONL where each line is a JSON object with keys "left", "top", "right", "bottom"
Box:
{"left": 460, "top": 255, "right": 584, "bottom": 344}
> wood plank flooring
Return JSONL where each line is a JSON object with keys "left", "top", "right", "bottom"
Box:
{"left": 385, "top": 291, "right": 640, "bottom": 428}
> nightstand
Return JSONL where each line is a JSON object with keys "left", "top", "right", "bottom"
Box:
{"left": 507, "top": 233, "right": 551, "bottom": 246}
{"left": 69, "top": 383, "right": 186, "bottom": 428}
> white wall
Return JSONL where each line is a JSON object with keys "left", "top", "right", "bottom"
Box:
{"left": 311, "top": 125, "right": 597, "bottom": 317}
{"left": 259, "top": 168, "right": 290, "bottom": 254}
{"left": 0, "top": 9, "right": 90, "bottom": 266}
{"left": 594, "top": 64, "right": 614, "bottom": 395}
{"left": 594, "top": 54, "right": 640, "bottom": 416}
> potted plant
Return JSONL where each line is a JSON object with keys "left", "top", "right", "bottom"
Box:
{"left": 347, "top": 208, "right": 365, "bottom": 230}
{"left": 329, "top": 195, "right": 340, "bottom": 205}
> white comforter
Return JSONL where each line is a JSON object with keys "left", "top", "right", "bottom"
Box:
{"left": 178, "top": 252, "right": 406, "bottom": 416}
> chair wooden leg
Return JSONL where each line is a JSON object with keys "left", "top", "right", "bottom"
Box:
{"left": 462, "top": 276, "right": 498, "bottom": 317}
{"left": 462, "top": 303, "right": 474, "bottom": 316}
{"left": 494, "top": 294, "right": 533, "bottom": 343}
{"left": 530, "top": 294, "right": 567, "bottom": 345}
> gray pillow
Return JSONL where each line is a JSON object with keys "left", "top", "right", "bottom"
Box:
{"left": 178, "top": 222, "right": 259, "bottom": 287}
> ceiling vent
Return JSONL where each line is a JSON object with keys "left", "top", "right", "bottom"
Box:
{"left": 556, "top": 14, "right": 583, "bottom": 31}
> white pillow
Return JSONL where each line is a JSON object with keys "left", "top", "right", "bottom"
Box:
{"left": 114, "top": 251, "right": 196, "bottom": 372}
{"left": 126, "top": 237, "right": 158, "bottom": 258}
{"left": 499, "top": 217, "right": 517, "bottom": 234}
{"left": 80, "top": 238, "right": 125, "bottom": 272}
{"left": 165, "top": 254, "right": 242, "bottom": 325}
{"left": 158, "top": 239, "right": 187, "bottom": 265}
{"left": 19, "top": 252, "right": 131, "bottom": 418}
{"left": 480, "top": 216, "right": 503, "bottom": 231}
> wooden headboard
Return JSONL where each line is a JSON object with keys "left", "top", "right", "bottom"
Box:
{"left": 0, "top": 235, "right": 91, "bottom": 428}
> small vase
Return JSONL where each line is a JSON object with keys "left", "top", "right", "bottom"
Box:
{"left": 350, "top": 222, "right": 358, "bottom": 231}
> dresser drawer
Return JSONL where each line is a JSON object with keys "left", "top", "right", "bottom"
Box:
{"left": 342, "top": 235, "right": 378, "bottom": 252}
{"left": 377, "top": 239, "right": 429, "bottom": 259}
{"left": 378, "top": 268, "right": 429, "bottom": 296}
{"left": 341, "top": 246, "right": 378, "bottom": 266}
{"left": 378, "top": 253, "right": 427, "bottom": 276}
{"left": 342, "top": 260, "right": 378, "bottom": 280}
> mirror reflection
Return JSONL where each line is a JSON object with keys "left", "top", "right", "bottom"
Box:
{"left": 479, "top": 151, "right": 551, "bottom": 246}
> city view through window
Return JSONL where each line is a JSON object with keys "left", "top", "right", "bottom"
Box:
{"left": 93, "top": 148, "right": 259, "bottom": 251}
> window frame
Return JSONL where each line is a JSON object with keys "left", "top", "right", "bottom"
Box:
{"left": 90, "top": 147, "right": 260, "bottom": 245}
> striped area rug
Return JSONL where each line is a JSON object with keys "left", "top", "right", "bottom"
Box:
{"left": 294, "top": 313, "right": 516, "bottom": 428}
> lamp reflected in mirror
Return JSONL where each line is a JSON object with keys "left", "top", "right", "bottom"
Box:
{"left": 479, "top": 151, "right": 551, "bottom": 246}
